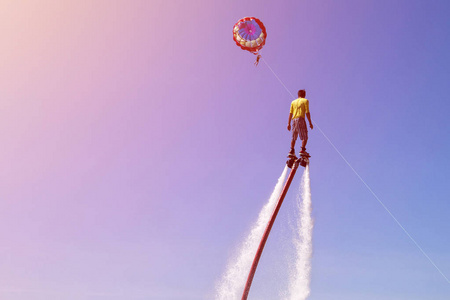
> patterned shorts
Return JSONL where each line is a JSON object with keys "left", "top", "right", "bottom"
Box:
{"left": 292, "top": 117, "right": 308, "bottom": 141}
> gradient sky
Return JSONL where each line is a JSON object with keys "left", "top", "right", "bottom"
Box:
{"left": 1, "top": 0, "right": 449, "bottom": 299}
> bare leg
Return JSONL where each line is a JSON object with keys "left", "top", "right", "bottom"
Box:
{"left": 301, "top": 139, "right": 307, "bottom": 150}
{"left": 291, "top": 138, "right": 296, "bottom": 150}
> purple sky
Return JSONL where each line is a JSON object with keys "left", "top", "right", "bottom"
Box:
{"left": 1, "top": 0, "right": 449, "bottom": 299}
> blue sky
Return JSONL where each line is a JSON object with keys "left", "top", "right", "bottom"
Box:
{"left": 158, "top": 1, "right": 450, "bottom": 299}
{"left": 1, "top": 0, "right": 449, "bottom": 299}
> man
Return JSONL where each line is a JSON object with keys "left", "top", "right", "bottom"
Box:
{"left": 287, "top": 89, "right": 313, "bottom": 156}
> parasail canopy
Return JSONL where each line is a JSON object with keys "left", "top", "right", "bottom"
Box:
{"left": 233, "top": 17, "right": 267, "bottom": 55}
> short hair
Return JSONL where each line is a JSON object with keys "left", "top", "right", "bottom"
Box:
{"left": 298, "top": 89, "right": 306, "bottom": 98}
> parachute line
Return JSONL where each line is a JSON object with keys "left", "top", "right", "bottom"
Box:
{"left": 261, "top": 57, "right": 450, "bottom": 284}
{"left": 314, "top": 123, "right": 450, "bottom": 284}
{"left": 261, "top": 57, "right": 295, "bottom": 99}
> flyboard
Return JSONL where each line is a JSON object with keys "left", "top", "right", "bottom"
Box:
{"left": 241, "top": 152, "right": 310, "bottom": 300}
{"left": 286, "top": 152, "right": 310, "bottom": 168}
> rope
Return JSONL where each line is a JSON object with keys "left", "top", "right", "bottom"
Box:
{"left": 261, "top": 57, "right": 450, "bottom": 284}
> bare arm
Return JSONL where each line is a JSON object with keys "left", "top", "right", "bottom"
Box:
{"left": 306, "top": 112, "right": 313, "bottom": 129}
{"left": 287, "top": 113, "right": 293, "bottom": 131}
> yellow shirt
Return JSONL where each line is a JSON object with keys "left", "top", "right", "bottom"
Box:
{"left": 290, "top": 97, "right": 309, "bottom": 119}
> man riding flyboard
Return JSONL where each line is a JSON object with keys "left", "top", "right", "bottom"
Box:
{"left": 286, "top": 89, "right": 313, "bottom": 167}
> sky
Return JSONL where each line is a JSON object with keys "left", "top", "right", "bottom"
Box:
{"left": 0, "top": 0, "right": 449, "bottom": 299}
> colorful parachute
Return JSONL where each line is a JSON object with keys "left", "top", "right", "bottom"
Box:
{"left": 233, "top": 17, "right": 267, "bottom": 55}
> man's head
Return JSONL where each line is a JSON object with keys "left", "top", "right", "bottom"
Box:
{"left": 298, "top": 89, "right": 306, "bottom": 98}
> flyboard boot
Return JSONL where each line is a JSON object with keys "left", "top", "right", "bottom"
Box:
{"left": 286, "top": 148, "right": 297, "bottom": 169}
{"left": 298, "top": 147, "right": 311, "bottom": 167}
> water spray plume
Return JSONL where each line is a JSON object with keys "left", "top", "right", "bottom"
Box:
{"left": 216, "top": 166, "right": 289, "bottom": 300}
{"left": 288, "top": 166, "right": 313, "bottom": 300}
